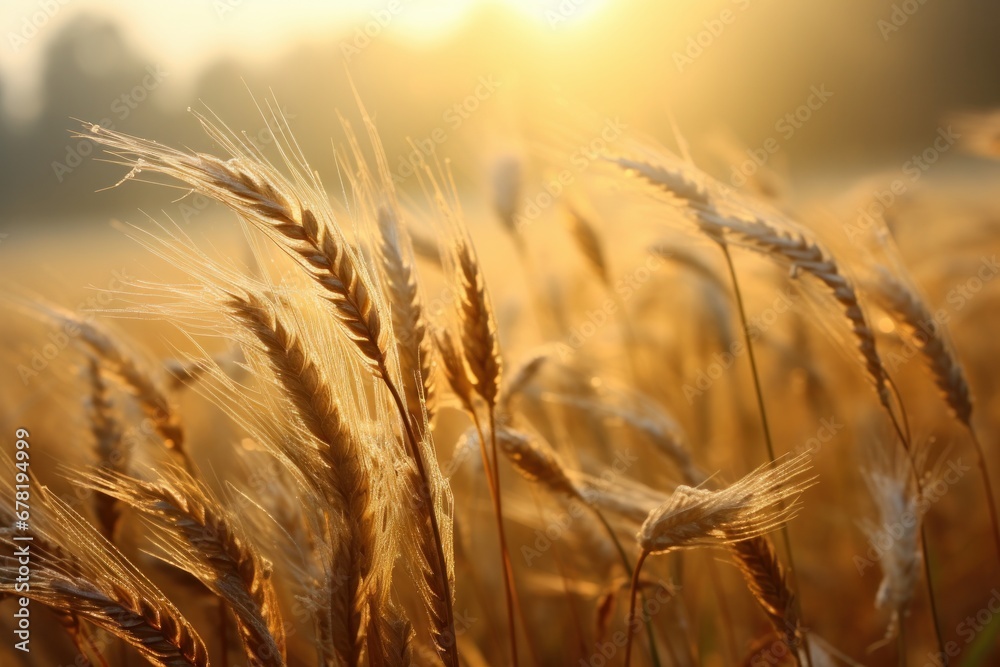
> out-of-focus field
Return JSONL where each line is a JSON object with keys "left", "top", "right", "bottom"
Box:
{"left": 2, "top": 2, "right": 1000, "bottom": 667}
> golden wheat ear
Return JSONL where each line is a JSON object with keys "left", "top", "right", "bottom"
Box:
{"left": 623, "top": 454, "right": 813, "bottom": 667}
{"left": 728, "top": 536, "right": 802, "bottom": 654}
{"left": 868, "top": 265, "right": 1000, "bottom": 564}
{"left": 613, "top": 154, "right": 902, "bottom": 436}
{"left": 77, "top": 466, "right": 287, "bottom": 666}
{"left": 0, "top": 480, "right": 210, "bottom": 667}
{"left": 336, "top": 103, "right": 440, "bottom": 441}
{"left": 84, "top": 118, "right": 460, "bottom": 665}
{"left": 79, "top": 121, "right": 390, "bottom": 380}
{"left": 637, "top": 453, "right": 813, "bottom": 554}
{"left": 222, "top": 290, "right": 377, "bottom": 667}
{"left": 376, "top": 204, "right": 438, "bottom": 440}
{"left": 83, "top": 353, "right": 128, "bottom": 542}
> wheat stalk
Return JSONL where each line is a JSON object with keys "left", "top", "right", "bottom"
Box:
{"left": 224, "top": 290, "right": 374, "bottom": 667}
{"left": 84, "top": 121, "right": 458, "bottom": 665}
{"left": 80, "top": 468, "right": 286, "bottom": 666}
{"left": 84, "top": 354, "right": 127, "bottom": 541}
{"left": 0, "top": 486, "right": 209, "bottom": 667}
{"left": 377, "top": 205, "right": 438, "bottom": 439}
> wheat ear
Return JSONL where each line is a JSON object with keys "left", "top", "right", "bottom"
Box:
{"left": 872, "top": 268, "right": 1000, "bottom": 562}
{"left": 615, "top": 156, "right": 900, "bottom": 434}
{"left": 437, "top": 214, "right": 523, "bottom": 664}
{"left": 41, "top": 305, "right": 190, "bottom": 471}
{"left": 565, "top": 204, "right": 611, "bottom": 287}
{"left": 377, "top": 205, "right": 438, "bottom": 439}
{"left": 624, "top": 454, "right": 813, "bottom": 666}
{"left": 728, "top": 536, "right": 802, "bottom": 653}
{"left": 366, "top": 601, "right": 415, "bottom": 667}
{"left": 85, "top": 122, "right": 458, "bottom": 665}
{"left": 0, "top": 486, "right": 209, "bottom": 667}
{"left": 80, "top": 468, "right": 286, "bottom": 666}
{"left": 225, "top": 290, "right": 373, "bottom": 666}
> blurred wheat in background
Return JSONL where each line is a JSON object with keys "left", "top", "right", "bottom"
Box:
{"left": 2, "top": 1, "right": 1000, "bottom": 666}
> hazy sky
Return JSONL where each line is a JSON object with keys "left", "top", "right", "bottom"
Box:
{"left": 1, "top": 0, "right": 610, "bottom": 121}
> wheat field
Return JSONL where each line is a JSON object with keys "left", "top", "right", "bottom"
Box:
{"left": 3, "top": 5, "right": 1000, "bottom": 667}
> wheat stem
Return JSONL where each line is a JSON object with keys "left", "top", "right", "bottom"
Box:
{"left": 472, "top": 412, "right": 520, "bottom": 667}
{"left": 590, "top": 508, "right": 663, "bottom": 667}
{"left": 384, "top": 380, "right": 459, "bottom": 666}
{"left": 718, "top": 242, "right": 811, "bottom": 667}
{"left": 623, "top": 549, "right": 650, "bottom": 667}
{"left": 967, "top": 425, "right": 1000, "bottom": 561}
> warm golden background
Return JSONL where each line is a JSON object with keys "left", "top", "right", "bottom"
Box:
{"left": 2, "top": 0, "right": 1000, "bottom": 223}
{"left": 3, "top": 2, "right": 1000, "bottom": 667}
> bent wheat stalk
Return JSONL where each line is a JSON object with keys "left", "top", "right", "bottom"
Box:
{"left": 79, "top": 468, "right": 286, "bottom": 667}
{"left": 83, "top": 120, "right": 458, "bottom": 665}
{"left": 224, "top": 290, "right": 373, "bottom": 667}
{"left": 623, "top": 453, "right": 813, "bottom": 667}
{"left": 872, "top": 267, "right": 1000, "bottom": 564}
{"left": 0, "top": 486, "right": 209, "bottom": 667}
